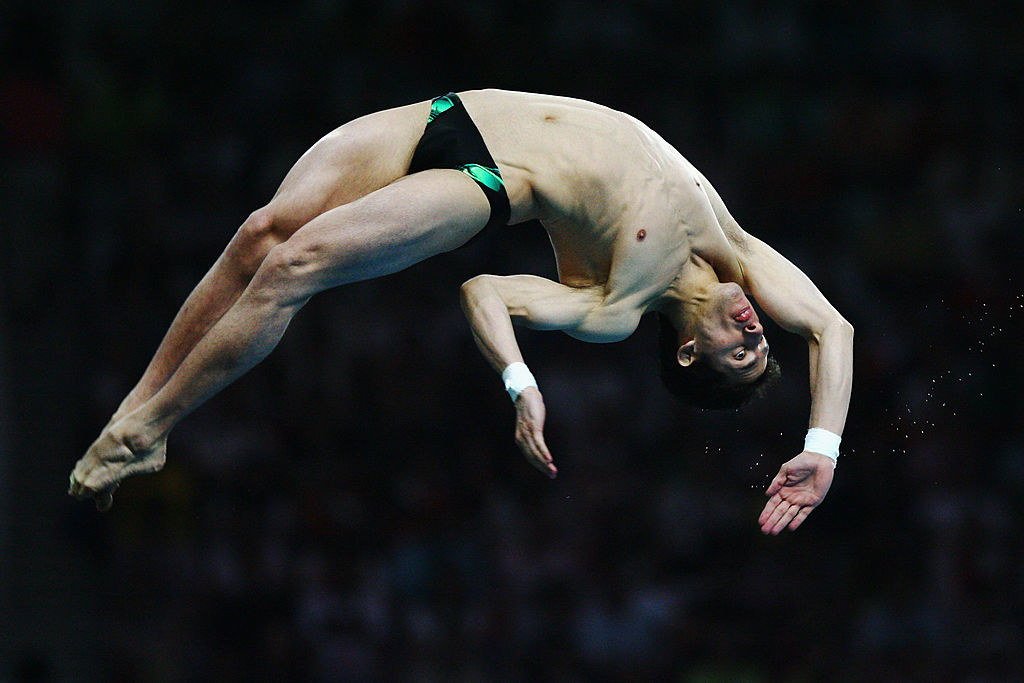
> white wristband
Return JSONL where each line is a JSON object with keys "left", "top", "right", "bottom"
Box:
{"left": 502, "top": 362, "right": 537, "bottom": 403}
{"left": 804, "top": 428, "right": 841, "bottom": 467}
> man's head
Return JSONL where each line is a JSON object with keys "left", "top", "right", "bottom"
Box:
{"left": 657, "top": 283, "right": 781, "bottom": 409}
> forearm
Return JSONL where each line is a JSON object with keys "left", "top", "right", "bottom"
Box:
{"left": 806, "top": 319, "right": 854, "bottom": 435}
{"left": 459, "top": 276, "right": 526, "bottom": 375}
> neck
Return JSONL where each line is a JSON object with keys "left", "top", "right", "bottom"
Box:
{"left": 653, "top": 255, "right": 720, "bottom": 340}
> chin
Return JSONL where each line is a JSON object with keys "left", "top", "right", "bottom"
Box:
{"left": 705, "top": 286, "right": 733, "bottom": 318}
{"left": 719, "top": 282, "right": 745, "bottom": 299}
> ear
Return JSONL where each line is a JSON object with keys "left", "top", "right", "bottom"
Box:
{"left": 676, "top": 340, "right": 696, "bottom": 367}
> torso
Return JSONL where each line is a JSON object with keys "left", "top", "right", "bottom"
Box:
{"left": 458, "top": 89, "right": 748, "bottom": 314}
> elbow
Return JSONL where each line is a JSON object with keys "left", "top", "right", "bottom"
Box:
{"left": 809, "top": 317, "right": 854, "bottom": 345}
{"left": 838, "top": 317, "right": 854, "bottom": 338}
{"left": 829, "top": 317, "right": 854, "bottom": 345}
{"left": 459, "top": 275, "right": 482, "bottom": 303}
{"left": 460, "top": 274, "right": 490, "bottom": 292}
{"left": 459, "top": 274, "right": 494, "bottom": 309}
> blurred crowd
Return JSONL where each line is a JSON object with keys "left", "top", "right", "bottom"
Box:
{"left": 3, "top": 0, "right": 1022, "bottom": 680}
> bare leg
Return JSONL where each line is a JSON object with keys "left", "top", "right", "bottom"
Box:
{"left": 70, "top": 169, "right": 489, "bottom": 507}
{"left": 108, "top": 101, "right": 430, "bottom": 422}
{"left": 109, "top": 210, "right": 283, "bottom": 421}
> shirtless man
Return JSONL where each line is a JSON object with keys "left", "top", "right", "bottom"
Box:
{"left": 68, "top": 90, "right": 853, "bottom": 535}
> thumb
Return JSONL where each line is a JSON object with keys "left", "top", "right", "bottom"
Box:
{"left": 765, "top": 467, "right": 788, "bottom": 496}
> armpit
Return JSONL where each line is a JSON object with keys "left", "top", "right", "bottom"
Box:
{"left": 562, "top": 305, "right": 640, "bottom": 343}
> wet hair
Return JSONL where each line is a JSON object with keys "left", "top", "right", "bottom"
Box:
{"left": 655, "top": 312, "right": 781, "bottom": 410}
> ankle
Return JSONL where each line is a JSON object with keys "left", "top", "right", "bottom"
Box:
{"left": 109, "top": 411, "right": 167, "bottom": 452}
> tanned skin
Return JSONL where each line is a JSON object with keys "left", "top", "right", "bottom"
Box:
{"left": 69, "top": 90, "right": 853, "bottom": 534}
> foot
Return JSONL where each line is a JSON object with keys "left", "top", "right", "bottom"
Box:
{"left": 68, "top": 421, "right": 168, "bottom": 512}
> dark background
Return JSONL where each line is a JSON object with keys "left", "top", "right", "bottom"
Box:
{"left": 2, "top": 1, "right": 1022, "bottom": 680}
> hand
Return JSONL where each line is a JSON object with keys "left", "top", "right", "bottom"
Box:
{"left": 758, "top": 451, "right": 834, "bottom": 535}
{"left": 513, "top": 386, "right": 557, "bottom": 479}
{"left": 68, "top": 421, "right": 168, "bottom": 512}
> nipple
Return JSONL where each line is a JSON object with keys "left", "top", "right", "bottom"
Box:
{"left": 636, "top": 229, "right": 646, "bottom": 241}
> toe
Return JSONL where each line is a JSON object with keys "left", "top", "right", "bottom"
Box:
{"left": 96, "top": 488, "right": 115, "bottom": 512}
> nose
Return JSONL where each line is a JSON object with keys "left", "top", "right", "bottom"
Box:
{"left": 743, "top": 321, "right": 763, "bottom": 343}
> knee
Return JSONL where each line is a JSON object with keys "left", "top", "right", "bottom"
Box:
{"left": 250, "top": 239, "right": 325, "bottom": 305}
{"left": 239, "top": 207, "right": 282, "bottom": 246}
{"left": 229, "top": 208, "right": 284, "bottom": 273}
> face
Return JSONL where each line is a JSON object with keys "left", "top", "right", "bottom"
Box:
{"left": 680, "top": 283, "right": 770, "bottom": 384}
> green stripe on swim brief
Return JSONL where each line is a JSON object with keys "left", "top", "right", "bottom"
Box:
{"left": 458, "top": 164, "right": 504, "bottom": 192}
{"left": 427, "top": 95, "right": 455, "bottom": 122}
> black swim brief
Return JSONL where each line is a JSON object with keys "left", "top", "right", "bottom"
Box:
{"left": 407, "top": 92, "right": 511, "bottom": 231}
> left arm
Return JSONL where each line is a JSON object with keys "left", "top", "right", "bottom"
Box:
{"left": 740, "top": 233, "right": 854, "bottom": 434}
{"left": 740, "top": 232, "right": 854, "bottom": 534}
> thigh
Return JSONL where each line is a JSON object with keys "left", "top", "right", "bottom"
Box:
{"left": 276, "top": 169, "right": 491, "bottom": 296}
{"left": 266, "top": 100, "right": 432, "bottom": 235}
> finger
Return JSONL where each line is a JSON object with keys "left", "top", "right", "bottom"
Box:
{"left": 765, "top": 468, "right": 787, "bottom": 497}
{"left": 517, "top": 428, "right": 556, "bottom": 479}
{"left": 521, "top": 435, "right": 555, "bottom": 479}
{"left": 531, "top": 444, "right": 556, "bottom": 479}
{"left": 527, "top": 448, "right": 547, "bottom": 473}
{"left": 534, "top": 429, "right": 552, "bottom": 463}
{"left": 532, "top": 431, "right": 557, "bottom": 478}
{"left": 761, "top": 501, "right": 790, "bottom": 534}
{"left": 518, "top": 433, "right": 542, "bottom": 467}
{"left": 788, "top": 507, "right": 813, "bottom": 531}
{"left": 543, "top": 457, "right": 557, "bottom": 479}
{"left": 770, "top": 504, "right": 801, "bottom": 535}
{"left": 758, "top": 493, "right": 782, "bottom": 525}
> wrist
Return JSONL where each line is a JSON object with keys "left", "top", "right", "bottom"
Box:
{"left": 803, "top": 427, "right": 840, "bottom": 467}
{"left": 502, "top": 362, "right": 537, "bottom": 403}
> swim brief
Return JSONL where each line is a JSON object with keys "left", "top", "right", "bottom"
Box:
{"left": 407, "top": 92, "right": 511, "bottom": 232}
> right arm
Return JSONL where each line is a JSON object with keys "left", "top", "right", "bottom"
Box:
{"left": 459, "top": 274, "right": 618, "bottom": 371}
{"left": 459, "top": 274, "right": 636, "bottom": 477}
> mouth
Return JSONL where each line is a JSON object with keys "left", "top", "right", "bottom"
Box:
{"left": 732, "top": 305, "right": 753, "bottom": 323}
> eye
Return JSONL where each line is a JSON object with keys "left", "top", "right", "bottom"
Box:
{"left": 734, "top": 349, "right": 746, "bottom": 360}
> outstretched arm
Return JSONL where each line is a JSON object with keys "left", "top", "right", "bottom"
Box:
{"left": 739, "top": 233, "right": 854, "bottom": 533}
{"left": 460, "top": 274, "right": 636, "bottom": 477}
